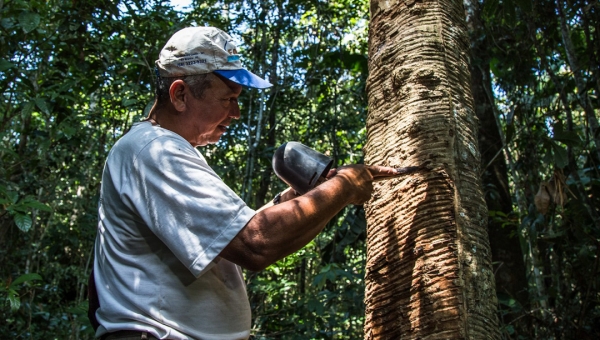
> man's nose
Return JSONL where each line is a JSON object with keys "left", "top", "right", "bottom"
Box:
{"left": 229, "top": 103, "right": 241, "bottom": 119}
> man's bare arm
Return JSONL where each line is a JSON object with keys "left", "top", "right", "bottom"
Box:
{"left": 219, "top": 164, "right": 397, "bottom": 271}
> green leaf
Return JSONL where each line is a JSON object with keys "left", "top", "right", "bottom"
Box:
{"left": 482, "top": 0, "right": 500, "bottom": 21}
{"left": 21, "top": 102, "right": 35, "bottom": 119}
{"left": 0, "top": 59, "right": 15, "bottom": 72}
{"left": 143, "top": 100, "right": 154, "bottom": 116}
{"left": 1, "top": 18, "right": 15, "bottom": 29}
{"left": 34, "top": 98, "right": 50, "bottom": 115}
{"left": 553, "top": 130, "right": 581, "bottom": 147}
{"left": 11, "top": 273, "right": 42, "bottom": 287}
{"left": 66, "top": 305, "right": 86, "bottom": 315}
{"left": 21, "top": 101, "right": 34, "bottom": 117}
{"left": 489, "top": 57, "right": 501, "bottom": 76}
{"left": 20, "top": 198, "right": 52, "bottom": 212}
{"left": 18, "top": 11, "right": 41, "bottom": 34}
{"left": 69, "top": 22, "right": 80, "bottom": 31}
{"left": 313, "top": 273, "right": 327, "bottom": 289}
{"left": 122, "top": 98, "right": 137, "bottom": 107}
{"left": 6, "top": 190, "right": 18, "bottom": 204}
{"left": 122, "top": 57, "right": 148, "bottom": 67}
{"left": 9, "top": 204, "right": 30, "bottom": 213}
{"left": 0, "top": 145, "right": 18, "bottom": 158}
{"left": 7, "top": 289, "right": 20, "bottom": 311}
{"left": 14, "top": 213, "right": 32, "bottom": 232}
{"left": 550, "top": 142, "right": 568, "bottom": 168}
{"left": 59, "top": 122, "right": 76, "bottom": 139}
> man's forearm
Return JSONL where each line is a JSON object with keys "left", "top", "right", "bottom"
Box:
{"left": 221, "top": 175, "right": 355, "bottom": 271}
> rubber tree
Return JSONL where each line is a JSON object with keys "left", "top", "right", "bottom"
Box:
{"left": 363, "top": 0, "right": 500, "bottom": 338}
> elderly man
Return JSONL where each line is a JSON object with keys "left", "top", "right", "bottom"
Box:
{"left": 91, "top": 26, "right": 396, "bottom": 340}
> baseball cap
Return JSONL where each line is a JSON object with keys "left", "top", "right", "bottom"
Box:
{"left": 155, "top": 27, "right": 272, "bottom": 89}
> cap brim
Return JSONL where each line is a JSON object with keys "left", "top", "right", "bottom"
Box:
{"left": 214, "top": 69, "right": 272, "bottom": 89}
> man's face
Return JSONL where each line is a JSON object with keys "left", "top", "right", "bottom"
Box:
{"left": 184, "top": 74, "right": 243, "bottom": 147}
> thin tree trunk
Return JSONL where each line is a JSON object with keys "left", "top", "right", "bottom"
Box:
{"left": 242, "top": 0, "right": 269, "bottom": 204}
{"left": 255, "top": 0, "right": 284, "bottom": 207}
{"left": 364, "top": 0, "right": 500, "bottom": 338}
{"left": 463, "top": 0, "right": 529, "bottom": 332}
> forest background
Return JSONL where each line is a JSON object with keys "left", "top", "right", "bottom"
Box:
{"left": 1, "top": 0, "right": 599, "bottom": 339}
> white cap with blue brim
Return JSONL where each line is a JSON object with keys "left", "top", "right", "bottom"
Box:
{"left": 155, "top": 26, "right": 272, "bottom": 89}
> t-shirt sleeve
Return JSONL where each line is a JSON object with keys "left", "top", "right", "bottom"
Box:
{"left": 121, "top": 135, "right": 255, "bottom": 277}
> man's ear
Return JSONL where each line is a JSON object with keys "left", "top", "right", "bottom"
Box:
{"left": 169, "top": 80, "right": 187, "bottom": 112}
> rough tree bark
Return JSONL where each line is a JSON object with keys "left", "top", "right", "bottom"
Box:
{"left": 363, "top": 0, "right": 500, "bottom": 338}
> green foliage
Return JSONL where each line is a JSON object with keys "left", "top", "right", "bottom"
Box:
{"left": 1, "top": 0, "right": 203, "bottom": 337}
{"left": 212, "top": 1, "right": 373, "bottom": 336}
{"left": 1, "top": 0, "right": 372, "bottom": 338}
{"left": 1, "top": 0, "right": 598, "bottom": 338}
{"left": 0, "top": 185, "right": 51, "bottom": 232}
{"left": 1, "top": 273, "right": 42, "bottom": 311}
{"left": 248, "top": 208, "right": 369, "bottom": 339}
{"left": 478, "top": 0, "right": 600, "bottom": 337}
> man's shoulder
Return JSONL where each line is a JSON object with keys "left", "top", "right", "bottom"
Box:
{"left": 125, "top": 121, "right": 179, "bottom": 141}
{"left": 116, "top": 122, "right": 191, "bottom": 153}
{"left": 104, "top": 122, "right": 195, "bottom": 171}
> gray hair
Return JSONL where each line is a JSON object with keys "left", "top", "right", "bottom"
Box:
{"left": 155, "top": 73, "right": 214, "bottom": 105}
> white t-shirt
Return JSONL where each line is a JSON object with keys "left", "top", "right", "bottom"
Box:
{"left": 93, "top": 121, "right": 256, "bottom": 339}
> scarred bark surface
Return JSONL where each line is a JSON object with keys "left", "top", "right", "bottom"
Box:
{"left": 364, "top": 0, "right": 500, "bottom": 338}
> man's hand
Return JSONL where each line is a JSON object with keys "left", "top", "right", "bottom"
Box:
{"left": 333, "top": 164, "right": 398, "bottom": 205}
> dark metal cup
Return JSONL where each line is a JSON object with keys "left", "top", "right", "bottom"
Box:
{"left": 272, "top": 142, "right": 334, "bottom": 195}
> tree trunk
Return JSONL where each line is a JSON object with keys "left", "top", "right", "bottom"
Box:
{"left": 254, "top": 0, "right": 283, "bottom": 208}
{"left": 363, "top": 0, "right": 500, "bottom": 338}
